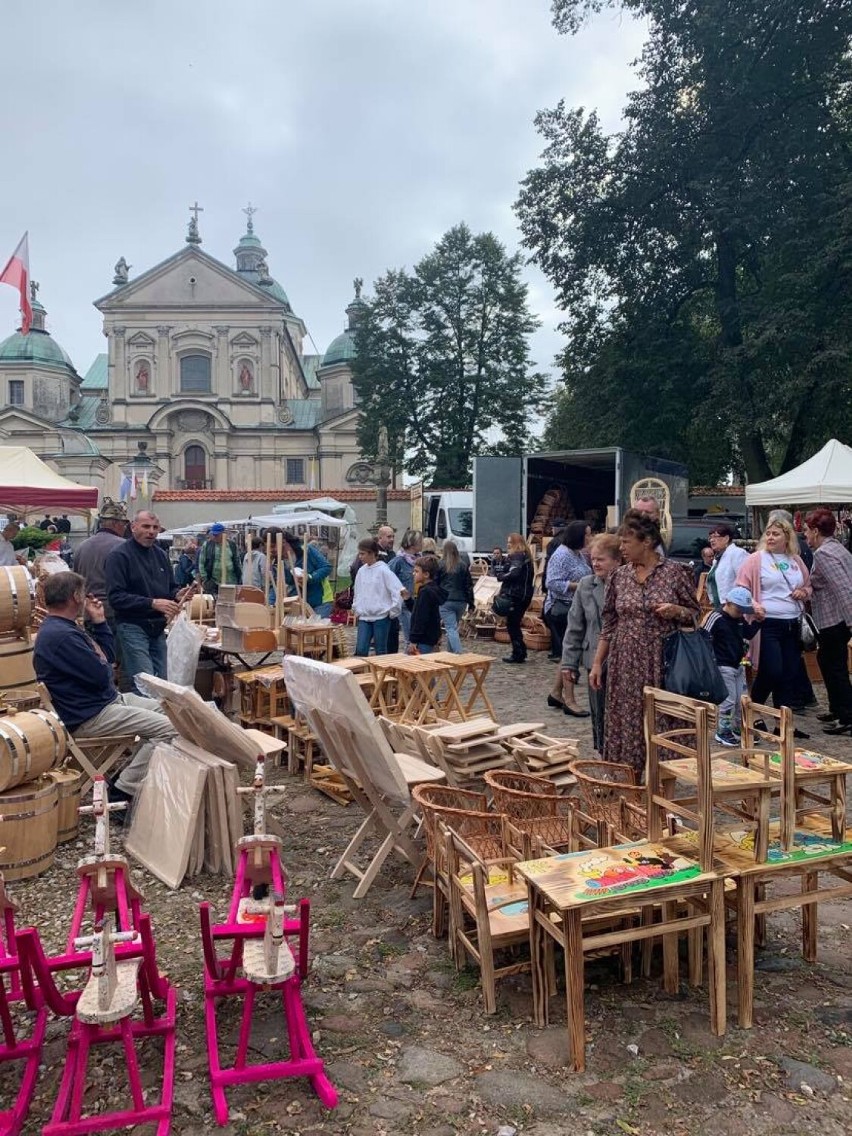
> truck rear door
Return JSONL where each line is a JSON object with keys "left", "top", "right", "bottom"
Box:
{"left": 473, "top": 456, "right": 523, "bottom": 552}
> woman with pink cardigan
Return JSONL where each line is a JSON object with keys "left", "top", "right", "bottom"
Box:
{"left": 736, "top": 517, "right": 812, "bottom": 729}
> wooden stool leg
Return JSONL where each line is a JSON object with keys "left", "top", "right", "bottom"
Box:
{"left": 707, "top": 880, "right": 726, "bottom": 1037}
{"left": 737, "top": 880, "right": 756, "bottom": 1028}
{"left": 802, "top": 870, "right": 818, "bottom": 963}
{"left": 661, "top": 900, "right": 679, "bottom": 995}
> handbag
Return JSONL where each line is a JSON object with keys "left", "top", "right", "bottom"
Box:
{"left": 493, "top": 593, "right": 514, "bottom": 617}
{"left": 663, "top": 625, "right": 728, "bottom": 704}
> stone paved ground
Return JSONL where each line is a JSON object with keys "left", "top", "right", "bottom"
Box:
{"left": 5, "top": 638, "right": 852, "bottom": 1136}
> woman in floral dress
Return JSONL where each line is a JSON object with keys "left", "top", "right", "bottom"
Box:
{"left": 589, "top": 511, "right": 699, "bottom": 778}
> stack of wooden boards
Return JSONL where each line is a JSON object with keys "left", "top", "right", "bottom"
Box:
{"left": 382, "top": 716, "right": 579, "bottom": 790}
{"left": 125, "top": 739, "right": 243, "bottom": 887}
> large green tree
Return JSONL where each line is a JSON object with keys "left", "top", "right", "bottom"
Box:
{"left": 517, "top": 0, "right": 852, "bottom": 483}
{"left": 351, "top": 224, "right": 546, "bottom": 486}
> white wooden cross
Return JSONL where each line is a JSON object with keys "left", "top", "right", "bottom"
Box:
{"left": 78, "top": 777, "right": 126, "bottom": 859}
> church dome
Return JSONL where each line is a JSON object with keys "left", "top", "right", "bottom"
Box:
{"left": 0, "top": 326, "right": 78, "bottom": 378}
{"left": 322, "top": 330, "right": 356, "bottom": 366}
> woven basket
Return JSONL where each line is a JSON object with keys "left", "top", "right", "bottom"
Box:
{"left": 567, "top": 759, "right": 647, "bottom": 831}
{"left": 521, "top": 614, "right": 550, "bottom": 652}
{"left": 494, "top": 628, "right": 510, "bottom": 644}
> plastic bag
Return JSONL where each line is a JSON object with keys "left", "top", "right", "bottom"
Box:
{"left": 167, "top": 612, "right": 206, "bottom": 687}
{"left": 663, "top": 627, "right": 727, "bottom": 704}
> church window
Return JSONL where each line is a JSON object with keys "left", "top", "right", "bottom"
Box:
{"left": 286, "top": 457, "right": 305, "bottom": 485}
{"left": 8, "top": 380, "right": 24, "bottom": 407}
{"left": 180, "top": 354, "right": 211, "bottom": 393}
{"left": 184, "top": 445, "right": 208, "bottom": 489}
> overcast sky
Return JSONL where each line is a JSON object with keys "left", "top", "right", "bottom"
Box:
{"left": 1, "top": 0, "right": 644, "bottom": 385}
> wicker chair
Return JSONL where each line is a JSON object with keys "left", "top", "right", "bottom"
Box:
{"left": 411, "top": 784, "right": 503, "bottom": 939}
{"left": 484, "top": 770, "right": 579, "bottom": 851}
{"left": 568, "top": 759, "right": 648, "bottom": 838}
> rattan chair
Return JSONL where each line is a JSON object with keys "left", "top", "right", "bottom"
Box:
{"left": 568, "top": 759, "right": 648, "bottom": 837}
{"left": 483, "top": 769, "right": 579, "bottom": 851}
{"left": 411, "top": 784, "right": 502, "bottom": 939}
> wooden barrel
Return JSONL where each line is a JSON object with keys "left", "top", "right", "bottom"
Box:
{"left": 0, "top": 776, "right": 58, "bottom": 880}
{"left": 189, "top": 593, "right": 215, "bottom": 620}
{"left": 0, "top": 709, "right": 67, "bottom": 792}
{"left": 0, "top": 566, "right": 34, "bottom": 635}
{"left": 48, "top": 767, "right": 83, "bottom": 843}
{"left": 0, "top": 638, "right": 36, "bottom": 689}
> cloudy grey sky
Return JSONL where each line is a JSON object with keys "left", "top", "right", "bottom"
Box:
{"left": 1, "top": 0, "right": 644, "bottom": 383}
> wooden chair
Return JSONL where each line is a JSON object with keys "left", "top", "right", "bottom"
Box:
{"left": 568, "top": 759, "right": 647, "bottom": 838}
{"left": 410, "top": 784, "right": 501, "bottom": 937}
{"left": 283, "top": 657, "right": 446, "bottom": 899}
{"left": 443, "top": 821, "right": 535, "bottom": 1014}
{"left": 644, "top": 686, "right": 774, "bottom": 863}
{"left": 483, "top": 770, "right": 578, "bottom": 851}
{"left": 37, "top": 682, "right": 138, "bottom": 794}
{"left": 740, "top": 695, "right": 850, "bottom": 849}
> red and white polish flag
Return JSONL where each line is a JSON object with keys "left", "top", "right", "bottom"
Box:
{"left": 0, "top": 232, "right": 32, "bottom": 335}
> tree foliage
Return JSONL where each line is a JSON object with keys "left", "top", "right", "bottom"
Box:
{"left": 351, "top": 224, "right": 546, "bottom": 487}
{"left": 518, "top": 0, "right": 852, "bottom": 483}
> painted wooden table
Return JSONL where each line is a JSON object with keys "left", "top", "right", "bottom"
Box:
{"left": 667, "top": 817, "right": 852, "bottom": 1028}
{"left": 516, "top": 840, "right": 727, "bottom": 1071}
{"left": 365, "top": 655, "right": 467, "bottom": 723}
{"left": 426, "top": 652, "right": 495, "bottom": 719}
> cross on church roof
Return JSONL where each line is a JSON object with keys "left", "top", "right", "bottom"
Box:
{"left": 243, "top": 202, "right": 257, "bottom": 233}
{"left": 187, "top": 201, "right": 203, "bottom": 245}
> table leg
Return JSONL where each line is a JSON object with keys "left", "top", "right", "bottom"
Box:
{"left": 562, "top": 910, "right": 586, "bottom": 1073}
{"left": 831, "top": 774, "right": 846, "bottom": 843}
{"left": 661, "top": 900, "right": 679, "bottom": 995}
{"left": 707, "top": 880, "right": 726, "bottom": 1036}
{"left": 737, "top": 879, "right": 755, "bottom": 1028}
{"left": 802, "top": 870, "right": 818, "bottom": 963}
{"left": 527, "top": 887, "right": 548, "bottom": 1029}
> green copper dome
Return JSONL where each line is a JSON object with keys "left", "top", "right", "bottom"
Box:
{"left": 0, "top": 327, "right": 78, "bottom": 377}
{"left": 322, "top": 329, "right": 356, "bottom": 366}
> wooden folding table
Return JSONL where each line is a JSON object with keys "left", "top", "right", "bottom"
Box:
{"left": 427, "top": 652, "right": 495, "bottom": 719}
{"left": 366, "top": 655, "right": 466, "bottom": 724}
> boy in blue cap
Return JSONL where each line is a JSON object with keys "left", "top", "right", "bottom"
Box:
{"left": 704, "top": 585, "right": 763, "bottom": 746}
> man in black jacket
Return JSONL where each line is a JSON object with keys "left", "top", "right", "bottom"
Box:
{"left": 106, "top": 510, "right": 190, "bottom": 687}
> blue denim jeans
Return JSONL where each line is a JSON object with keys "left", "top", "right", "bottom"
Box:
{"left": 410, "top": 643, "right": 434, "bottom": 654}
{"left": 355, "top": 617, "right": 390, "bottom": 657}
{"left": 116, "top": 622, "right": 168, "bottom": 690}
{"left": 440, "top": 601, "right": 466, "bottom": 654}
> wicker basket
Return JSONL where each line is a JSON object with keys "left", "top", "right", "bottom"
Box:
{"left": 494, "top": 628, "right": 510, "bottom": 644}
{"left": 521, "top": 615, "right": 550, "bottom": 652}
{"left": 567, "top": 759, "right": 647, "bottom": 832}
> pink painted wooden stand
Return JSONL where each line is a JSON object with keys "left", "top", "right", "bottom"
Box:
{"left": 199, "top": 756, "right": 337, "bottom": 1123}
{"left": 0, "top": 879, "right": 46, "bottom": 1136}
{"left": 16, "top": 912, "right": 176, "bottom": 1136}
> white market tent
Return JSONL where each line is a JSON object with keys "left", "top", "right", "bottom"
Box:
{"left": 0, "top": 445, "right": 99, "bottom": 517}
{"left": 158, "top": 510, "right": 348, "bottom": 539}
{"left": 745, "top": 438, "right": 852, "bottom": 507}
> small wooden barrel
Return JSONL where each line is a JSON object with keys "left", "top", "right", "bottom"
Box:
{"left": 0, "top": 709, "right": 67, "bottom": 792}
{"left": 189, "top": 593, "right": 215, "bottom": 620}
{"left": 48, "top": 767, "right": 83, "bottom": 843}
{"left": 0, "top": 639, "right": 36, "bottom": 689}
{"left": 0, "top": 775, "right": 58, "bottom": 880}
{"left": 0, "top": 687, "right": 41, "bottom": 711}
{"left": 0, "top": 566, "right": 34, "bottom": 635}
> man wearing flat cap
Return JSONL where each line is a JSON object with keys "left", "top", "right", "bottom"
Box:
{"left": 74, "top": 498, "right": 129, "bottom": 623}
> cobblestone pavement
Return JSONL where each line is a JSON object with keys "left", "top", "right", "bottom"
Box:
{"left": 5, "top": 636, "right": 852, "bottom": 1136}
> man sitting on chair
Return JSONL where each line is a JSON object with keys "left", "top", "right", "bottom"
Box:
{"left": 33, "top": 571, "right": 176, "bottom": 804}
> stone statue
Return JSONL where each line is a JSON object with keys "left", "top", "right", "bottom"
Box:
{"left": 113, "top": 258, "right": 130, "bottom": 286}
{"left": 353, "top": 277, "right": 363, "bottom": 299}
{"left": 239, "top": 362, "right": 253, "bottom": 391}
{"left": 30, "top": 280, "right": 40, "bottom": 302}
{"left": 135, "top": 361, "right": 150, "bottom": 391}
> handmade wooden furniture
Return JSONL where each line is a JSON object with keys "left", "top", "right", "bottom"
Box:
{"left": 508, "top": 731, "right": 579, "bottom": 789}
{"left": 410, "top": 784, "right": 502, "bottom": 936}
{"left": 283, "top": 657, "right": 446, "bottom": 898}
{"left": 36, "top": 682, "right": 138, "bottom": 795}
{"left": 0, "top": 875, "right": 46, "bottom": 1136}
{"left": 644, "top": 687, "right": 774, "bottom": 863}
{"left": 366, "top": 654, "right": 466, "bottom": 724}
{"left": 484, "top": 770, "right": 578, "bottom": 851}
{"left": 281, "top": 620, "right": 335, "bottom": 663}
{"left": 568, "top": 759, "right": 646, "bottom": 835}
{"left": 518, "top": 705, "right": 726, "bottom": 1072}
{"left": 0, "top": 775, "right": 59, "bottom": 881}
{"left": 236, "top": 665, "right": 290, "bottom": 730}
{"left": 426, "top": 652, "right": 495, "bottom": 719}
{"left": 16, "top": 912, "right": 176, "bottom": 1136}
{"left": 419, "top": 718, "right": 516, "bottom": 785}
{"left": 740, "top": 696, "right": 850, "bottom": 848}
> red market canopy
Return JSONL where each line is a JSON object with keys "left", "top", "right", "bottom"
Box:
{"left": 0, "top": 445, "right": 99, "bottom": 516}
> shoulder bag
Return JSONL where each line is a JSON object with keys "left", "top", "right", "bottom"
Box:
{"left": 772, "top": 556, "right": 818, "bottom": 652}
{"left": 663, "top": 622, "right": 728, "bottom": 704}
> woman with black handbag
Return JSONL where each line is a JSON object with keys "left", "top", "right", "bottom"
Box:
{"left": 494, "top": 532, "right": 534, "bottom": 664}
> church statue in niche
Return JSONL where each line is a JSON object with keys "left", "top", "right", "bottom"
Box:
{"left": 135, "top": 360, "right": 150, "bottom": 393}
{"left": 238, "top": 360, "right": 254, "bottom": 393}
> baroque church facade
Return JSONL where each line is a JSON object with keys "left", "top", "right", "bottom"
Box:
{"left": 0, "top": 207, "right": 367, "bottom": 500}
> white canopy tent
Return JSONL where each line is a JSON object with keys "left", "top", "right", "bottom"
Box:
{"left": 158, "top": 510, "right": 348, "bottom": 539}
{"left": 745, "top": 439, "right": 852, "bottom": 508}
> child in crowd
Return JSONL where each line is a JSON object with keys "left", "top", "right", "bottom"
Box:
{"left": 703, "top": 585, "right": 763, "bottom": 746}
{"left": 407, "top": 555, "right": 447, "bottom": 655}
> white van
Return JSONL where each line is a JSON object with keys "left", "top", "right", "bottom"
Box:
{"left": 423, "top": 491, "right": 473, "bottom": 555}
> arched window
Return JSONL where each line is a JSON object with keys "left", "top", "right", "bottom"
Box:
{"left": 184, "top": 445, "right": 207, "bottom": 489}
{"left": 180, "top": 354, "right": 211, "bottom": 393}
